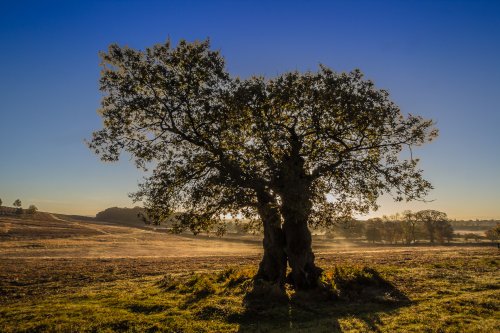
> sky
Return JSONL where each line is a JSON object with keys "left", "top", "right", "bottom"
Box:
{"left": 0, "top": 0, "right": 499, "bottom": 219}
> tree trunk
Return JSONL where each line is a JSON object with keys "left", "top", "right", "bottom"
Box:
{"left": 282, "top": 217, "right": 322, "bottom": 290}
{"left": 255, "top": 191, "right": 287, "bottom": 288}
{"left": 425, "top": 221, "right": 435, "bottom": 243}
{"left": 275, "top": 140, "right": 322, "bottom": 290}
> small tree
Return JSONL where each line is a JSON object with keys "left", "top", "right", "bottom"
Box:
{"left": 26, "top": 205, "right": 38, "bottom": 215}
{"left": 13, "top": 199, "right": 23, "bottom": 215}
{"left": 485, "top": 224, "right": 500, "bottom": 243}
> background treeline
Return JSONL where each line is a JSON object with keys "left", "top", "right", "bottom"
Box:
{"left": 324, "top": 210, "right": 499, "bottom": 245}
{"left": 1, "top": 199, "right": 498, "bottom": 243}
{"left": 448, "top": 219, "right": 498, "bottom": 230}
{"left": 0, "top": 198, "right": 38, "bottom": 216}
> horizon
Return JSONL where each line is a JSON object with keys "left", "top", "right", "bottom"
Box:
{"left": 1, "top": 204, "right": 499, "bottom": 222}
{"left": 1, "top": 0, "right": 499, "bottom": 220}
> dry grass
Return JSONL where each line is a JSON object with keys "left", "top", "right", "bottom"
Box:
{"left": 0, "top": 216, "right": 498, "bottom": 332}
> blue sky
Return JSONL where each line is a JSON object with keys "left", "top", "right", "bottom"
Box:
{"left": 0, "top": 0, "right": 499, "bottom": 219}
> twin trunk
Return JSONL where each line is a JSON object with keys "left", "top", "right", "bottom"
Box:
{"left": 255, "top": 191, "right": 322, "bottom": 290}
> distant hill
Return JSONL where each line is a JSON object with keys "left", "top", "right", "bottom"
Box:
{"left": 95, "top": 206, "right": 146, "bottom": 226}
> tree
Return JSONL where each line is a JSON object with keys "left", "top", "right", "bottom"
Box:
{"left": 26, "top": 205, "right": 38, "bottom": 215}
{"left": 401, "top": 210, "right": 418, "bottom": 244}
{"left": 415, "top": 210, "right": 449, "bottom": 244}
{"left": 485, "top": 224, "right": 500, "bottom": 243}
{"left": 88, "top": 39, "right": 437, "bottom": 291}
{"left": 380, "top": 214, "right": 405, "bottom": 244}
{"left": 365, "top": 219, "right": 383, "bottom": 243}
{"left": 335, "top": 219, "right": 365, "bottom": 239}
{"left": 434, "top": 220, "right": 454, "bottom": 244}
{"left": 13, "top": 199, "right": 22, "bottom": 215}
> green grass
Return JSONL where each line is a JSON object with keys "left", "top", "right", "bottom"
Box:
{"left": 0, "top": 252, "right": 498, "bottom": 332}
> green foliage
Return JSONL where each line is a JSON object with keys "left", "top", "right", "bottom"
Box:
{"left": 12, "top": 199, "right": 21, "bottom": 208}
{"left": 88, "top": 38, "right": 437, "bottom": 234}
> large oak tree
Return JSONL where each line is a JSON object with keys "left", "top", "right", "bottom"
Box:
{"left": 88, "top": 39, "right": 437, "bottom": 290}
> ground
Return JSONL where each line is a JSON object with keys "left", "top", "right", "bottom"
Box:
{"left": 0, "top": 216, "right": 498, "bottom": 332}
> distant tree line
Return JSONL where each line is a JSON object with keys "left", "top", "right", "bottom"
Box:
{"left": 0, "top": 198, "right": 37, "bottom": 216}
{"left": 326, "top": 210, "right": 454, "bottom": 245}
{"left": 450, "top": 219, "right": 499, "bottom": 228}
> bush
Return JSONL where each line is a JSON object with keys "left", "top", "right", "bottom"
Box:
{"left": 26, "top": 205, "right": 38, "bottom": 215}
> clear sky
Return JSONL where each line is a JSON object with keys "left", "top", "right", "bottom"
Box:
{"left": 0, "top": 0, "right": 499, "bottom": 219}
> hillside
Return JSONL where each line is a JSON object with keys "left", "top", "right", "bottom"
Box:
{"left": 95, "top": 206, "right": 146, "bottom": 227}
{"left": 0, "top": 206, "right": 60, "bottom": 221}
{"left": 0, "top": 214, "right": 498, "bottom": 332}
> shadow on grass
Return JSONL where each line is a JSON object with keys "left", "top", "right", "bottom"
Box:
{"left": 233, "top": 266, "right": 410, "bottom": 332}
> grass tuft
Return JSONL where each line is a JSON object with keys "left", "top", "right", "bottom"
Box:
{"left": 319, "top": 265, "right": 406, "bottom": 303}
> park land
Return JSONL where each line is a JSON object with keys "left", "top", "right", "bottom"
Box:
{"left": 0, "top": 213, "right": 498, "bottom": 332}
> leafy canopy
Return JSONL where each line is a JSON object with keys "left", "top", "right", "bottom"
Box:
{"left": 88, "top": 39, "right": 437, "bottom": 233}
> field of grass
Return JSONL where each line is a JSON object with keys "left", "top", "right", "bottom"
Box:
{"left": 0, "top": 216, "right": 499, "bottom": 332}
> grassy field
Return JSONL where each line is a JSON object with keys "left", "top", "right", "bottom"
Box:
{"left": 0, "top": 216, "right": 498, "bottom": 332}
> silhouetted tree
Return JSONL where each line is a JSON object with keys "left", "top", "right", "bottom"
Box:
{"left": 26, "top": 205, "right": 38, "bottom": 215}
{"left": 415, "top": 210, "right": 448, "bottom": 244}
{"left": 401, "top": 210, "right": 418, "bottom": 244}
{"left": 485, "top": 224, "right": 500, "bottom": 243}
{"left": 434, "top": 220, "right": 453, "bottom": 244}
{"left": 336, "top": 219, "right": 365, "bottom": 239}
{"left": 365, "top": 219, "right": 383, "bottom": 243}
{"left": 462, "top": 233, "right": 481, "bottom": 242}
{"left": 13, "top": 199, "right": 23, "bottom": 215}
{"left": 380, "top": 214, "right": 405, "bottom": 244}
{"left": 88, "top": 39, "right": 437, "bottom": 290}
